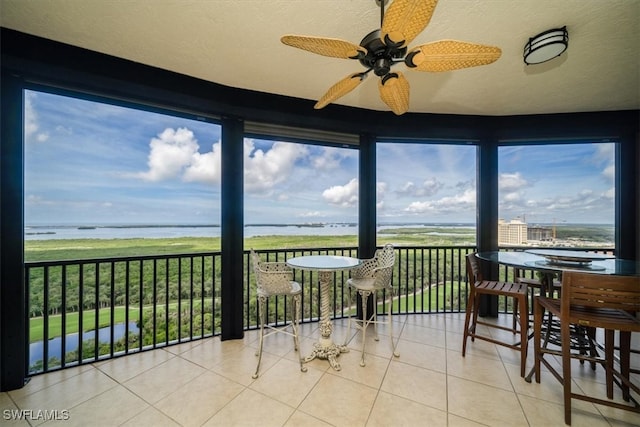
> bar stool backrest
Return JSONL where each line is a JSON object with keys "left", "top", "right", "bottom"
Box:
{"left": 561, "top": 271, "right": 640, "bottom": 314}
{"left": 466, "top": 252, "right": 483, "bottom": 285}
{"left": 250, "top": 249, "right": 295, "bottom": 296}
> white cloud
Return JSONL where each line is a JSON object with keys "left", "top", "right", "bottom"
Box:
{"left": 375, "top": 182, "right": 389, "bottom": 211}
{"left": 396, "top": 178, "right": 443, "bottom": 197}
{"left": 442, "top": 188, "right": 476, "bottom": 205}
{"left": 503, "top": 192, "right": 522, "bottom": 202}
{"left": 55, "top": 125, "right": 73, "bottom": 134}
{"left": 404, "top": 201, "right": 435, "bottom": 213}
{"left": 24, "top": 92, "right": 49, "bottom": 143}
{"left": 130, "top": 127, "right": 222, "bottom": 184}
{"left": 404, "top": 189, "right": 476, "bottom": 214}
{"left": 499, "top": 172, "right": 528, "bottom": 192}
{"left": 323, "top": 178, "right": 358, "bottom": 207}
{"left": 456, "top": 179, "right": 476, "bottom": 192}
{"left": 591, "top": 143, "right": 615, "bottom": 184}
{"left": 419, "top": 178, "right": 443, "bottom": 196}
{"left": 24, "top": 92, "right": 39, "bottom": 137}
{"left": 398, "top": 181, "right": 416, "bottom": 195}
{"left": 183, "top": 142, "right": 222, "bottom": 184}
{"left": 502, "top": 186, "right": 615, "bottom": 223}
{"left": 602, "top": 164, "right": 614, "bottom": 181}
{"left": 136, "top": 128, "right": 200, "bottom": 181}
{"left": 312, "top": 147, "right": 346, "bottom": 170}
{"left": 604, "top": 187, "right": 615, "bottom": 199}
{"left": 594, "top": 143, "right": 614, "bottom": 162}
{"left": 244, "top": 140, "right": 308, "bottom": 193}
{"left": 26, "top": 194, "right": 51, "bottom": 205}
{"left": 297, "top": 211, "right": 324, "bottom": 218}
{"left": 499, "top": 173, "right": 529, "bottom": 209}
{"left": 547, "top": 190, "right": 597, "bottom": 211}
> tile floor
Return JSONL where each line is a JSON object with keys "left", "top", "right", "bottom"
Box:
{"left": 2, "top": 313, "right": 639, "bottom": 426}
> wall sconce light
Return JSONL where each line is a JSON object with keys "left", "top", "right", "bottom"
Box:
{"left": 523, "top": 26, "right": 568, "bottom": 65}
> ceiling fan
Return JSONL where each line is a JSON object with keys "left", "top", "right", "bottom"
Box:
{"left": 281, "top": 0, "right": 502, "bottom": 115}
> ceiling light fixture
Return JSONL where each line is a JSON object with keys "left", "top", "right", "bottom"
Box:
{"left": 523, "top": 26, "right": 568, "bottom": 65}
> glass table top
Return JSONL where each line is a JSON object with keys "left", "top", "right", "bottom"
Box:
{"left": 287, "top": 255, "right": 361, "bottom": 271}
{"left": 476, "top": 250, "right": 640, "bottom": 276}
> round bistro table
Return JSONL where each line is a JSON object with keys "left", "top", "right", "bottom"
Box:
{"left": 287, "top": 255, "right": 361, "bottom": 371}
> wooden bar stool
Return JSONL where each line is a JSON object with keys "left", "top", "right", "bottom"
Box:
{"left": 462, "top": 253, "right": 529, "bottom": 377}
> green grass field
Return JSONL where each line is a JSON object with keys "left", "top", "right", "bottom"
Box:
{"left": 28, "top": 280, "right": 465, "bottom": 343}
{"left": 34, "top": 224, "right": 610, "bottom": 343}
{"left": 24, "top": 228, "right": 477, "bottom": 261}
{"left": 29, "top": 306, "right": 140, "bottom": 342}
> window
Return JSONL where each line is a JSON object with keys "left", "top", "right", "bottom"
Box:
{"left": 243, "top": 138, "right": 358, "bottom": 243}
{"left": 24, "top": 89, "right": 224, "bottom": 372}
{"left": 498, "top": 142, "right": 615, "bottom": 248}
{"left": 376, "top": 142, "right": 477, "bottom": 245}
{"left": 24, "top": 89, "right": 222, "bottom": 247}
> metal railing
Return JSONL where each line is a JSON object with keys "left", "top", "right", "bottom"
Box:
{"left": 25, "top": 253, "right": 222, "bottom": 374}
{"left": 25, "top": 245, "right": 611, "bottom": 375}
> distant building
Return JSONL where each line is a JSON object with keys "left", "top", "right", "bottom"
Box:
{"left": 527, "top": 226, "right": 553, "bottom": 241}
{"left": 498, "top": 218, "right": 528, "bottom": 245}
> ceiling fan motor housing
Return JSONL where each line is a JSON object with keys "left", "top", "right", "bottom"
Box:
{"left": 359, "top": 30, "right": 407, "bottom": 76}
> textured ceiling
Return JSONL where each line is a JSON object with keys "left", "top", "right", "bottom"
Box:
{"left": 1, "top": 0, "right": 639, "bottom": 116}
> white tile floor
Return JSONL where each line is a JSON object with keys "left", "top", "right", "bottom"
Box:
{"left": 2, "top": 313, "right": 639, "bottom": 426}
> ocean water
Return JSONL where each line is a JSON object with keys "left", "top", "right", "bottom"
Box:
{"left": 25, "top": 224, "right": 360, "bottom": 240}
{"left": 24, "top": 223, "right": 475, "bottom": 240}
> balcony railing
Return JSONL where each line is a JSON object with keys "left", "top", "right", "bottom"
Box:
{"left": 25, "top": 245, "right": 611, "bottom": 376}
{"left": 25, "top": 252, "right": 223, "bottom": 375}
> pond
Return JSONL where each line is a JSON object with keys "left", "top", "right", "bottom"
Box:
{"left": 29, "top": 322, "right": 139, "bottom": 367}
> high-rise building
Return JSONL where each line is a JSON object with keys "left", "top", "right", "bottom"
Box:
{"left": 527, "top": 226, "right": 554, "bottom": 241}
{"left": 498, "top": 218, "right": 528, "bottom": 245}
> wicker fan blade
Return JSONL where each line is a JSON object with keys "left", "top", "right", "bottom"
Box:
{"left": 405, "top": 40, "right": 502, "bottom": 72}
{"left": 314, "top": 73, "right": 366, "bottom": 109}
{"left": 378, "top": 72, "right": 410, "bottom": 115}
{"left": 381, "top": 0, "right": 438, "bottom": 47}
{"left": 281, "top": 35, "right": 366, "bottom": 59}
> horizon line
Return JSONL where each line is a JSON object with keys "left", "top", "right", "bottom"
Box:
{"left": 25, "top": 222, "right": 614, "bottom": 228}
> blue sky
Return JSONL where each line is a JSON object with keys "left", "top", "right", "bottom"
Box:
{"left": 498, "top": 143, "right": 614, "bottom": 224}
{"left": 25, "top": 90, "right": 614, "bottom": 226}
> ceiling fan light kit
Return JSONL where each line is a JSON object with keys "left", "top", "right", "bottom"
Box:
{"left": 523, "top": 26, "right": 569, "bottom": 65}
{"left": 280, "top": 0, "right": 501, "bottom": 115}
